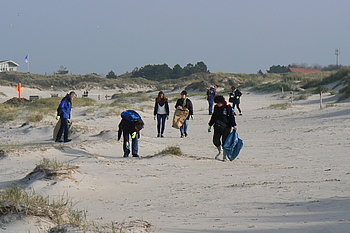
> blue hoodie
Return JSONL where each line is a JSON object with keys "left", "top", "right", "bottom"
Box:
{"left": 58, "top": 94, "right": 73, "bottom": 119}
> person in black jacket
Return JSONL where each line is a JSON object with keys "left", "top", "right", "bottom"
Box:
{"left": 118, "top": 118, "right": 144, "bottom": 157}
{"left": 175, "top": 90, "right": 194, "bottom": 138}
{"left": 153, "top": 91, "right": 170, "bottom": 138}
{"left": 208, "top": 95, "right": 237, "bottom": 161}
{"left": 228, "top": 86, "right": 242, "bottom": 115}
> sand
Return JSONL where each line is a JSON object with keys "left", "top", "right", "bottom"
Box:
{"left": 0, "top": 86, "right": 349, "bottom": 232}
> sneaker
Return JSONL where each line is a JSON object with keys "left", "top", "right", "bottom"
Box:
{"left": 180, "top": 134, "right": 184, "bottom": 138}
{"left": 64, "top": 139, "right": 72, "bottom": 143}
{"left": 239, "top": 113, "right": 242, "bottom": 116}
{"left": 132, "top": 154, "right": 139, "bottom": 157}
{"left": 123, "top": 154, "right": 129, "bottom": 157}
{"left": 55, "top": 139, "right": 63, "bottom": 143}
{"left": 161, "top": 134, "right": 164, "bottom": 138}
{"left": 157, "top": 133, "right": 160, "bottom": 137}
{"left": 184, "top": 132, "right": 188, "bottom": 137}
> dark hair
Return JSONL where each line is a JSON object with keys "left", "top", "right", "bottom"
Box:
{"left": 181, "top": 90, "right": 187, "bottom": 95}
{"left": 231, "top": 86, "right": 236, "bottom": 90}
{"left": 69, "top": 91, "right": 77, "bottom": 96}
{"left": 135, "top": 119, "right": 144, "bottom": 130}
{"left": 156, "top": 91, "right": 167, "bottom": 103}
{"left": 214, "top": 95, "right": 225, "bottom": 104}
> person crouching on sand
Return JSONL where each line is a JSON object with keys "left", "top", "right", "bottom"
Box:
{"left": 118, "top": 118, "right": 144, "bottom": 157}
{"left": 208, "top": 95, "right": 237, "bottom": 161}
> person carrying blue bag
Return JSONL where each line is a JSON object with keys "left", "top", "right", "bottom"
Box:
{"left": 207, "top": 95, "right": 237, "bottom": 161}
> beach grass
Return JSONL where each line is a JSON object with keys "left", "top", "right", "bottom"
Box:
{"left": 0, "top": 185, "right": 87, "bottom": 227}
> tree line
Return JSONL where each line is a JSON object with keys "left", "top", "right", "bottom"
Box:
{"left": 106, "top": 61, "right": 209, "bottom": 81}
{"left": 265, "top": 63, "right": 343, "bottom": 74}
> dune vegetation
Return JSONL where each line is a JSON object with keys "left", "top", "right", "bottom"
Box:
{"left": 1, "top": 67, "right": 350, "bottom": 101}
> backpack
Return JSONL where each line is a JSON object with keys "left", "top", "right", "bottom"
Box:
{"left": 206, "top": 89, "right": 210, "bottom": 97}
{"left": 206, "top": 87, "right": 214, "bottom": 97}
{"left": 121, "top": 110, "right": 141, "bottom": 122}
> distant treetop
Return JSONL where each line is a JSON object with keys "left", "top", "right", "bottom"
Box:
{"left": 130, "top": 61, "right": 209, "bottom": 81}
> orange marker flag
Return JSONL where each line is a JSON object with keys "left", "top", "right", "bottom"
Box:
{"left": 16, "top": 83, "right": 23, "bottom": 98}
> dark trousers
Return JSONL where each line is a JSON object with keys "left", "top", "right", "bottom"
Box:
{"left": 232, "top": 102, "right": 241, "bottom": 113}
{"left": 57, "top": 118, "right": 69, "bottom": 141}
{"left": 213, "top": 127, "right": 231, "bottom": 148}
{"left": 156, "top": 114, "right": 167, "bottom": 134}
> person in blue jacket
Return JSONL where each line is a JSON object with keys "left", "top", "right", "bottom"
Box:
{"left": 55, "top": 91, "right": 77, "bottom": 142}
{"left": 208, "top": 95, "right": 237, "bottom": 161}
{"left": 153, "top": 91, "right": 170, "bottom": 138}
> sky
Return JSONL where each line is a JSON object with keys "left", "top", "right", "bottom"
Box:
{"left": 1, "top": 0, "right": 350, "bottom": 76}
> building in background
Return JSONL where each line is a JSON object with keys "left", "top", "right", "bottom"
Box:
{"left": 0, "top": 60, "right": 20, "bottom": 72}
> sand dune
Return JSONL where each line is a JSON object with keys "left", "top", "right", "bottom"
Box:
{"left": 0, "top": 87, "right": 349, "bottom": 232}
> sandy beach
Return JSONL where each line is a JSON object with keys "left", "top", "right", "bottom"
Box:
{"left": 0, "top": 86, "right": 349, "bottom": 232}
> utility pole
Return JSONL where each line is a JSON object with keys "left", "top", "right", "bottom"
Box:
{"left": 335, "top": 48, "right": 340, "bottom": 66}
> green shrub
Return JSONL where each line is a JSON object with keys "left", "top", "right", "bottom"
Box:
{"left": 0, "top": 105, "right": 18, "bottom": 123}
{"left": 160, "top": 146, "right": 182, "bottom": 155}
{"left": 338, "top": 83, "right": 350, "bottom": 101}
{"left": 298, "top": 94, "right": 308, "bottom": 100}
{"left": 28, "top": 113, "right": 43, "bottom": 122}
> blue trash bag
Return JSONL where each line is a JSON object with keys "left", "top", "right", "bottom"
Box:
{"left": 223, "top": 130, "right": 243, "bottom": 161}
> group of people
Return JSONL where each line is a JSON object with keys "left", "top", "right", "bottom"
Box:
{"left": 207, "top": 85, "right": 242, "bottom": 116}
{"left": 55, "top": 86, "right": 242, "bottom": 161}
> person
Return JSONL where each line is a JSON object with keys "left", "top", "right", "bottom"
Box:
{"left": 55, "top": 91, "right": 77, "bottom": 143}
{"left": 208, "top": 95, "right": 237, "bottom": 161}
{"left": 207, "top": 85, "right": 218, "bottom": 115}
{"left": 228, "top": 86, "right": 242, "bottom": 115}
{"left": 175, "top": 90, "right": 194, "bottom": 138}
{"left": 118, "top": 118, "right": 144, "bottom": 157}
{"left": 153, "top": 91, "right": 170, "bottom": 138}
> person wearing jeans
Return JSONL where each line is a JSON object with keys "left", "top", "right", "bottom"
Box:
{"left": 207, "top": 85, "right": 218, "bottom": 115}
{"left": 118, "top": 118, "right": 144, "bottom": 157}
{"left": 175, "top": 90, "right": 194, "bottom": 138}
{"left": 153, "top": 91, "right": 169, "bottom": 138}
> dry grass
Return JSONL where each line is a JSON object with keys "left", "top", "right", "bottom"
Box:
{"left": 0, "top": 186, "right": 87, "bottom": 228}
{"left": 269, "top": 102, "right": 292, "bottom": 110}
{"left": 32, "top": 157, "right": 79, "bottom": 179}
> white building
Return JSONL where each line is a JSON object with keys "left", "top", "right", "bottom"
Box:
{"left": 0, "top": 60, "right": 20, "bottom": 72}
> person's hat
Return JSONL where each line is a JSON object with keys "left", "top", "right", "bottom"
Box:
{"left": 181, "top": 90, "right": 187, "bottom": 95}
{"left": 214, "top": 85, "right": 219, "bottom": 89}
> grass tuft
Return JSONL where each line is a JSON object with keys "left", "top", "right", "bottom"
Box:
{"left": 159, "top": 146, "right": 182, "bottom": 155}
{"left": 269, "top": 103, "right": 292, "bottom": 110}
{"left": 0, "top": 186, "right": 87, "bottom": 227}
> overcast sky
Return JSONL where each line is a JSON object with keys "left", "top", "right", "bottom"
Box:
{"left": 1, "top": 0, "right": 349, "bottom": 75}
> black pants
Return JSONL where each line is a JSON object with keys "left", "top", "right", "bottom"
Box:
{"left": 232, "top": 101, "right": 241, "bottom": 113}
{"left": 57, "top": 118, "right": 69, "bottom": 141}
{"left": 213, "top": 127, "right": 231, "bottom": 148}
